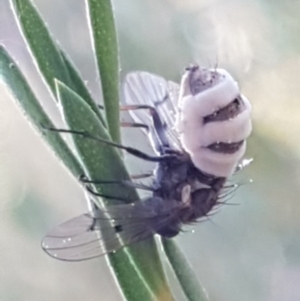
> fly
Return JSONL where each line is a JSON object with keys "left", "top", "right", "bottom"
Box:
{"left": 42, "top": 65, "right": 252, "bottom": 261}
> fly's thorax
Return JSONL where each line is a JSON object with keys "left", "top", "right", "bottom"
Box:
{"left": 175, "top": 65, "right": 252, "bottom": 177}
{"left": 154, "top": 156, "right": 191, "bottom": 201}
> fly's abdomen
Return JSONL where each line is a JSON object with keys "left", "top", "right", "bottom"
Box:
{"left": 176, "top": 65, "right": 252, "bottom": 177}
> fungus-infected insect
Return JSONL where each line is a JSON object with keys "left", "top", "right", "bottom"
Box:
{"left": 42, "top": 65, "right": 252, "bottom": 261}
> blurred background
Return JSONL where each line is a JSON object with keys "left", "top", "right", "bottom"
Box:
{"left": 1, "top": 0, "right": 300, "bottom": 300}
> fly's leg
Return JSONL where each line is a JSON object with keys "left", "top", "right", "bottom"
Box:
{"left": 101, "top": 99, "right": 170, "bottom": 151}
{"left": 120, "top": 104, "right": 155, "bottom": 111}
{"left": 79, "top": 174, "right": 133, "bottom": 202}
{"left": 85, "top": 186, "right": 131, "bottom": 202}
{"left": 121, "top": 122, "right": 149, "bottom": 132}
{"left": 42, "top": 126, "right": 174, "bottom": 162}
{"left": 79, "top": 175, "right": 154, "bottom": 191}
{"left": 120, "top": 105, "right": 161, "bottom": 151}
{"left": 130, "top": 172, "right": 153, "bottom": 179}
{"left": 120, "top": 101, "right": 170, "bottom": 154}
{"left": 79, "top": 172, "right": 154, "bottom": 199}
{"left": 102, "top": 97, "right": 171, "bottom": 154}
{"left": 150, "top": 103, "right": 170, "bottom": 153}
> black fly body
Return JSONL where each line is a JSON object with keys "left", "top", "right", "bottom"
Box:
{"left": 42, "top": 65, "right": 252, "bottom": 261}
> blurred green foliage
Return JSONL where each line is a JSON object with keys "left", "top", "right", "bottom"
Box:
{"left": 1, "top": 0, "right": 300, "bottom": 301}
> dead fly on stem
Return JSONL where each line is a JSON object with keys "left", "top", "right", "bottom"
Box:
{"left": 42, "top": 65, "right": 252, "bottom": 261}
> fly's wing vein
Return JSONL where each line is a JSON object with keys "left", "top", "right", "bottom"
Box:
{"left": 42, "top": 199, "right": 181, "bottom": 261}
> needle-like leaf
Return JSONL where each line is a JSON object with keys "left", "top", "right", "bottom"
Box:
{"left": 162, "top": 239, "right": 210, "bottom": 301}
{"left": 11, "top": 0, "right": 105, "bottom": 124}
{"left": 86, "top": 0, "right": 121, "bottom": 143}
{"left": 56, "top": 80, "right": 175, "bottom": 301}
{"left": 0, "top": 46, "right": 83, "bottom": 178}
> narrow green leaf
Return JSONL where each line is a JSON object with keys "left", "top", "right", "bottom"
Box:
{"left": 10, "top": 0, "right": 105, "bottom": 125}
{"left": 11, "top": 0, "right": 71, "bottom": 93}
{"left": 59, "top": 49, "right": 107, "bottom": 126}
{"left": 162, "top": 239, "right": 209, "bottom": 301}
{"left": 86, "top": 0, "right": 121, "bottom": 143}
{"left": 56, "top": 80, "right": 174, "bottom": 301}
{"left": 0, "top": 46, "right": 83, "bottom": 178}
{"left": 55, "top": 79, "right": 134, "bottom": 203}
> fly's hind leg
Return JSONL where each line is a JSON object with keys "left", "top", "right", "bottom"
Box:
{"left": 41, "top": 126, "right": 174, "bottom": 162}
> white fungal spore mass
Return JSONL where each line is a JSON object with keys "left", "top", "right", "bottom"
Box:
{"left": 176, "top": 66, "right": 252, "bottom": 177}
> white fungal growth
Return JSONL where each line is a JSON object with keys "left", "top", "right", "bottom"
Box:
{"left": 176, "top": 67, "right": 252, "bottom": 177}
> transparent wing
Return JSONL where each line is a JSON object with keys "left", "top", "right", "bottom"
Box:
{"left": 42, "top": 198, "right": 180, "bottom": 261}
{"left": 122, "top": 71, "right": 182, "bottom": 150}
